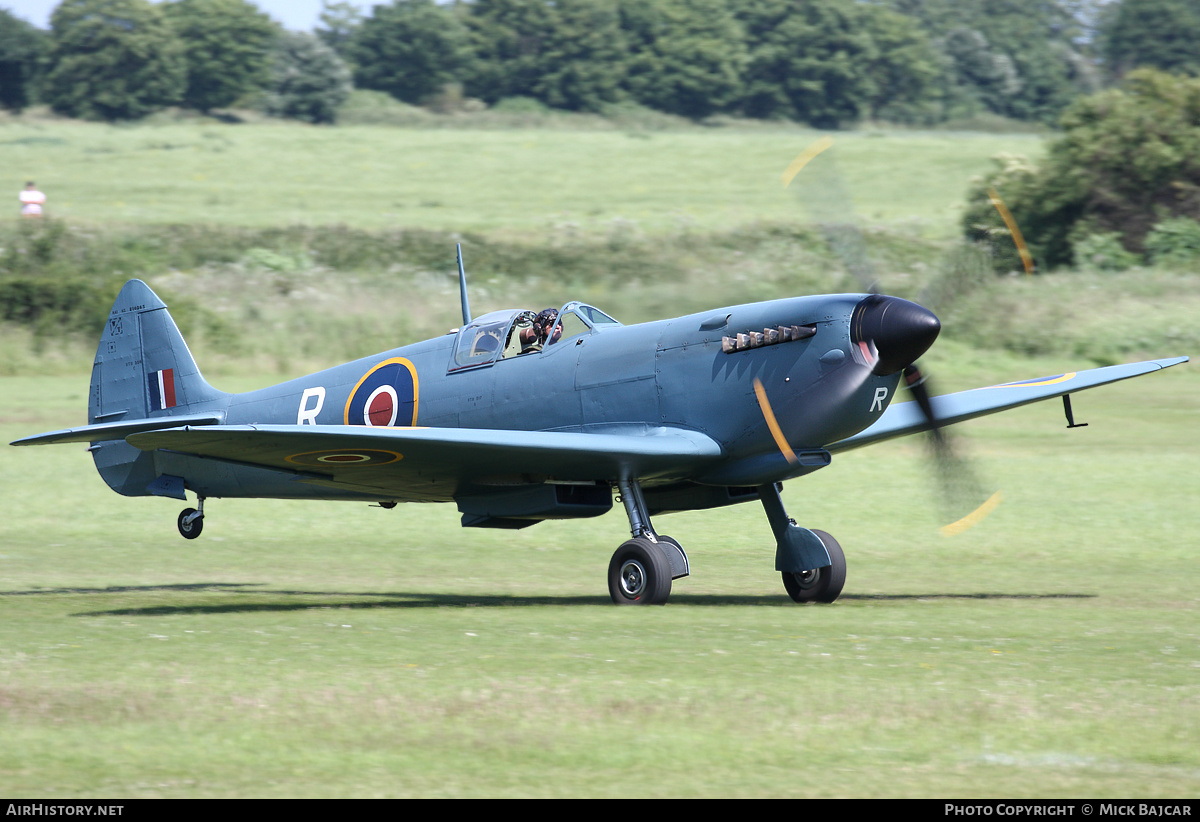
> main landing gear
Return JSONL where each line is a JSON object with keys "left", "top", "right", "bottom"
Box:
{"left": 758, "top": 482, "right": 846, "bottom": 604}
{"left": 780, "top": 529, "right": 845, "bottom": 603}
{"left": 608, "top": 479, "right": 846, "bottom": 605}
{"left": 609, "top": 479, "right": 689, "bottom": 605}
{"left": 177, "top": 496, "right": 205, "bottom": 540}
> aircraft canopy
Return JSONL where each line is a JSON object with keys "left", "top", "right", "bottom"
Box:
{"left": 450, "top": 303, "right": 620, "bottom": 371}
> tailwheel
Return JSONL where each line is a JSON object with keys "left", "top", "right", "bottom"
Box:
{"left": 781, "top": 529, "right": 846, "bottom": 604}
{"left": 177, "top": 508, "right": 203, "bottom": 539}
{"left": 177, "top": 497, "right": 205, "bottom": 540}
{"left": 608, "top": 537, "right": 672, "bottom": 605}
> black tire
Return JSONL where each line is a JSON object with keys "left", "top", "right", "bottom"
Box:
{"left": 608, "top": 537, "right": 672, "bottom": 605}
{"left": 177, "top": 508, "right": 203, "bottom": 540}
{"left": 782, "top": 529, "right": 846, "bottom": 604}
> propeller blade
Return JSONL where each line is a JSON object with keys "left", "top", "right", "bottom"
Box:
{"left": 903, "top": 363, "right": 1001, "bottom": 534}
{"left": 753, "top": 378, "right": 798, "bottom": 465}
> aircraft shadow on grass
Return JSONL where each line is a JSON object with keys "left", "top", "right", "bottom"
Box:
{"left": 0, "top": 582, "right": 260, "bottom": 597}
{"left": 4, "top": 585, "right": 1096, "bottom": 619}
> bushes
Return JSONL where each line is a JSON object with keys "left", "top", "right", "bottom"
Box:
{"left": 963, "top": 70, "right": 1200, "bottom": 272}
{"left": 1071, "top": 231, "right": 1139, "bottom": 271}
{"left": 0, "top": 277, "right": 112, "bottom": 332}
{"left": 1067, "top": 214, "right": 1200, "bottom": 271}
{"left": 961, "top": 153, "right": 1041, "bottom": 273}
{"left": 1144, "top": 216, "right": 1200, "bottom": 266}
{"left": 0, "top": 219, "right": 687, "bottom": 347}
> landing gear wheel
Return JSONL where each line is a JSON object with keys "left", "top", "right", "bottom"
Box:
{"left": 782, "top": 529, "right": 845, "bottom": 604}
{"left": 608, "top": 537, "right": 672, "bottom": 605}
{"left": 177, "top": 508, "right": 203, "bottom": 540}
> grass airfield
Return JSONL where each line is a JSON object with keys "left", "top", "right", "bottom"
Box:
{"left": 3, "top": 357, "right": 1195, "bottom": 797}
{"left": 1, "top": 117, "right": 1197, "bottom": 797}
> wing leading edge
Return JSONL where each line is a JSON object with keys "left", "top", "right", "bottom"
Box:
{"left": 830, "top": 356, "right": 1188, "bottom": 452}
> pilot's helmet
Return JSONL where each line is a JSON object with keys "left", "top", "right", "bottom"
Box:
{"left": 534, "top": 308, "right": 558, "bottom": 338}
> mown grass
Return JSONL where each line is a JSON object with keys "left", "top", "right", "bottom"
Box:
{"left": 2, "top": 118, "right": 1035, "bottom": 237}
{"left": 1, "top": 356, "right": 1196, "bottom": 797}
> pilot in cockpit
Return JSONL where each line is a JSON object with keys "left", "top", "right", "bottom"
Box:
{"left": 517, "top": 308, "right": 559, "bottom": 352}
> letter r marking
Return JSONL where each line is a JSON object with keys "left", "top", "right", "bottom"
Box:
{"left": 870, "top": 386, "right": 888, "bottom": 412}
{"left": 298, "top": 387, "right": 325, "bottom": 425}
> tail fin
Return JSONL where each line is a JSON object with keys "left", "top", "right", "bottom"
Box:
{"left": 86, "top": 280, "right": 226, "bottom": 497}
{"left": 89, "top": 279, "right": 224, "bottom": 425}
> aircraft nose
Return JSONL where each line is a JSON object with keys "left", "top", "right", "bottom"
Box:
{"left": 850, "top": 294, "right": 940, "bottom": 375}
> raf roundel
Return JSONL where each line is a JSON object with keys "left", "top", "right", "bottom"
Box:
{"left": 345, "top": 358, "right": 418, "bottom": 427}
{"left": 285, "top": 449, "right": 403, "bottom": 467}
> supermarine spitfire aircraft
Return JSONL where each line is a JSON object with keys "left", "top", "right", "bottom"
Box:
{"left": 12, "top": 249, "right": 1187, "bottom": 605}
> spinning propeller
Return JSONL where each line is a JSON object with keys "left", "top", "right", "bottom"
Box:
{"left": 849, "top": 295, "right": 997, "bottom": 533}
{"left": 900, "top": 359, "right": 1003, "bottom": 536}
{"left": 782, "top": 140, "right": 1002, "bottom": 534}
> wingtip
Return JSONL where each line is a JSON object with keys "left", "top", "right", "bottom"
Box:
{"left": 1144, "top": 355, "right": 1189, "bottom": 372}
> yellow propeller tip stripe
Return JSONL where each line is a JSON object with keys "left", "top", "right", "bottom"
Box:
{"left": 781, "top": 136, "right": 834, "bottom": 188}
{"left": 986, "top": 187, "right": 1034, "bottom": 276}
{"left": 752, "top": 378, "right": 798, "bottom": 464}
{"left": 940, "top": 490, "right": 1004, "bottom": 537}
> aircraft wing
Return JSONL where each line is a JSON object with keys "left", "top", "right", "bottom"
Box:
{"left": 124, "top": 424, "right": 724, "bottom": 499}
{"left": 829, "top": 356, "right": 1188, "bottom": 452}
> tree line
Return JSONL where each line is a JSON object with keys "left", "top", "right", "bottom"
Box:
{"left": 0, "top": 0, "right": 349, "bottom": 121}
{"left": 1, "top": 0, "right": 1199, "bottom": 127}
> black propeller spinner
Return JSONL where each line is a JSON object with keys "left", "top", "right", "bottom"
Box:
{"left": 850, "top": 294, "right": 941, "bottom": 377}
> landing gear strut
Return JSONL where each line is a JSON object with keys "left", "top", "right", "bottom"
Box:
{"left": 177, "top": 496, "right": 205, "bottom": 540}
{"left": 609, "top": 479, "right": 689, "bottom": 605}
{"left": 758, "top": 483, "right": 846, "bottom": 604}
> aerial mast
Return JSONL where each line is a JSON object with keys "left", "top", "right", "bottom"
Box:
{"left": 457, "top": 243, "right": 471, "bottom": 326}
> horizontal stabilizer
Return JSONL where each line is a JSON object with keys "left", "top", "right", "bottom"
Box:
{"left": 830, "top": 356, "right": 1188, "bottom": 452}
{"left": 10, "top": 413, "right": 225, "bottom": 447}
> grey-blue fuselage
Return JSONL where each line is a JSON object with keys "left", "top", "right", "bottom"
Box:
{"left": 94, "top": 292, "right": 902, "bottom": 503}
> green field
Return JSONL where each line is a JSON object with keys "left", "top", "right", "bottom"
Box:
{"left": 1, "top": 118, "right": 1196, "bottom": 797}
{"left": 3, "top": 118, "right": 1037, "bottom": 238}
